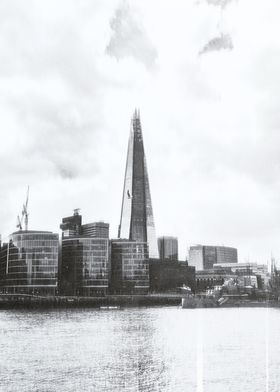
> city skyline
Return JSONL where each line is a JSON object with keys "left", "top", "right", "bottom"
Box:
{"left": 0, "top": 1, "right": 280, "bottom": 264}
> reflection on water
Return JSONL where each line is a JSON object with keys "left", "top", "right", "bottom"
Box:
{"left": 0, "top": 307, "right": 280, "bottom": 392}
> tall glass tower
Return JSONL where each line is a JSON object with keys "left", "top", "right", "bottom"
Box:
{"left": 118, "top": 110, "right": 159, "bottom": 259}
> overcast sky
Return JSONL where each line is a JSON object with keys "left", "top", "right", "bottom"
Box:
{"left": 1, "top": 0, "right": 280, "bottom": 263}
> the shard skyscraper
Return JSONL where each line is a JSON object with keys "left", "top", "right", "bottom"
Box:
{"left": 118, "top": 110, "right": 159, "bottom": 259}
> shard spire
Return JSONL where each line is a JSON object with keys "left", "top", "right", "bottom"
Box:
{"left": 118, "top": 110, "right": 159, "bottom": 258}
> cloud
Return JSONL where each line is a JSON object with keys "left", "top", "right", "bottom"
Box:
{"left": 199, "top": 33, "right": 233, "bottom": 54}
{"left": 106, "top": 2, "right": 157, "bottom": 69}
{"left": 57, "top": 166, "right": 76, "bottom": 180}
{"left": 205, "top": 0, "right": 235, "bottom": 8}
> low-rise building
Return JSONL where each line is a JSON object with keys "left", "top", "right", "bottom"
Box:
{"left": 213, "top": 262, "right": 270, "bottom": 289}
{"left": 196, "top": 269, "right": 233, "bottom": 291}
{"left": 149, "top": 259, "right": 195, "bottom": 292}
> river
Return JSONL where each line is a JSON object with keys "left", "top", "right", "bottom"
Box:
{"left": 0, "top": 307, "right": 279, "bottom": 391}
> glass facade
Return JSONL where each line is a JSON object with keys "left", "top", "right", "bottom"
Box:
{"left": 118, "top": 111, "right": 159, "bottom": 258}
{"left": 61, "top": 237, "right": 109, "bottom": 296}
{"left": 0, "top": 231, "right": 59, "bottom": 295}
{"left": 111, "top": 240, "right": 149, "bottom": 294}
{"left": 81, "top": 222, "right": 109, "bottom": 239}
{"left": 216, "top": 246, "right": 238, "bottom": 264}
{"left": 204, "top": 246, "right": 217, "bottom": 270}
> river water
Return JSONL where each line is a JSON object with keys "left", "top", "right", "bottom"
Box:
{"left": 0, "top": 307, "right": 279, "bottom": 392}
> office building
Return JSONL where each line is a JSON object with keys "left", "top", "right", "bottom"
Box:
{"left": 158, "top": 236, "right": 178, "bottom": 261}
{"left": 149, "top": 258, "right": 195, "bottom": 292}
{"left": 81, "top": 221, "right": 109, "bottom": 239}
{"left": 110, "top": 240, "right": 149, "bottom": 294}
{"left": 59, "top": 212, "right": 110, "bottom": 296}
{"left": 0, "top": 230, "right": 59, "bottom": 295}
{"left": 118, "top": 110, "right": 159, "bottom": 258}
{"left": 60, "top": 209, "right": 82, "bottom": 238}
{"left": 60, "top": 237, "right": 110, "bottom": 296}
{"left": 60, "top": 210, "right": 109, "bottom": 239}
{"left": 188, "top": 245, "right": 238, "bottom": 270}
{"left": 188, "top": 245, "right": 216, "bottom": 270}
{"left": 216, "top": 246, "right": 238, "bottom": 264}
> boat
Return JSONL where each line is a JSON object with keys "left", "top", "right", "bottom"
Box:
{"left": 181, "top": 295, "right": 217, "bottom": 308}
{"left": 99, "top": 306, "right": 121, "bottom": 310}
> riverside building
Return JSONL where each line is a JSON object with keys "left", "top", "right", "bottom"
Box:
{"left": 60, "top": 211, "right": 110, "bottom": 296}
{"left": 110, "top": 240, "right": 149, "bottom": 294}
{"left": 0, "top": 230, "right": 59, "bottom": 295}
{"left": 149, "top": 258, "right": 195, "bottom": 292}
{"left": 213, "top": 262, "right": 270, "bottom": 289}
{"left": 60, "top": 236, "right": 109, "bottom": 296}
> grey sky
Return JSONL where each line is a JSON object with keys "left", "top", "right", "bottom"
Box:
{"left": 0, "top": 0, "right": 280, "bottom": 264}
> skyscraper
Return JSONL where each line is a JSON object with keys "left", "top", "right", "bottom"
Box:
{"left": 158, "top": 236, "right": 178, "bottom": 261}
{"left": 118, "top": 110, "right": 159, "bottom": 259}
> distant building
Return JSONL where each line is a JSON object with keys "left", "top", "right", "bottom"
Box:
{"left": 213, "top": 262, "right": 269, "bottom": 289}
{"left": 242, "top": 275, "right": 258, "bottom": 288}
{"left": 60, "top": 210, "right": 82, "bottom": 238}
{"left": 110, "top": 240, "right": 149, "bottom": 294}
{"left": 157, "top": 236, "right": 178, "bottom": 261}
{"left": 0, "top": 230, "right": 59, "bottom": 295}
{"left": 81, "top": 222, "right": 109, "bottom": 239}
{"left": 188, "top": 245, "right": 238, "bottom": 270}
{"left": 196, "top": 262, "right": 269, "bottom": 291}
{"left": 216, "top": 246, "right": 238, "bottom": 264}
{"left": 60, "top": 210, "right": 109, "bottom": 239}
{"left": 149, "top": 259, "right": 195, "bottom": 292}
{"left": 118, "top": 110, "right": 159, "bottom": 258}
{"left": 60, "top": 237, "right": 110, "bottom": 296}
{"left": 196, "top": 269, "right": 233, "bottom": 291}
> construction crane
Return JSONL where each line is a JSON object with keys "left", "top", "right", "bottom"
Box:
{"left": 16, "top": 186, "right": 30, "bottom": 231}
{"left": 16, "top": 214, "right": 22, "bottom": 230}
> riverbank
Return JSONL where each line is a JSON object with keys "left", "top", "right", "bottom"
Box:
{"left": 0, "top": 294, "right": 182, "bottom": 309}
{"left": 0, "top": 294, "right": 279, "bottom": 309}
